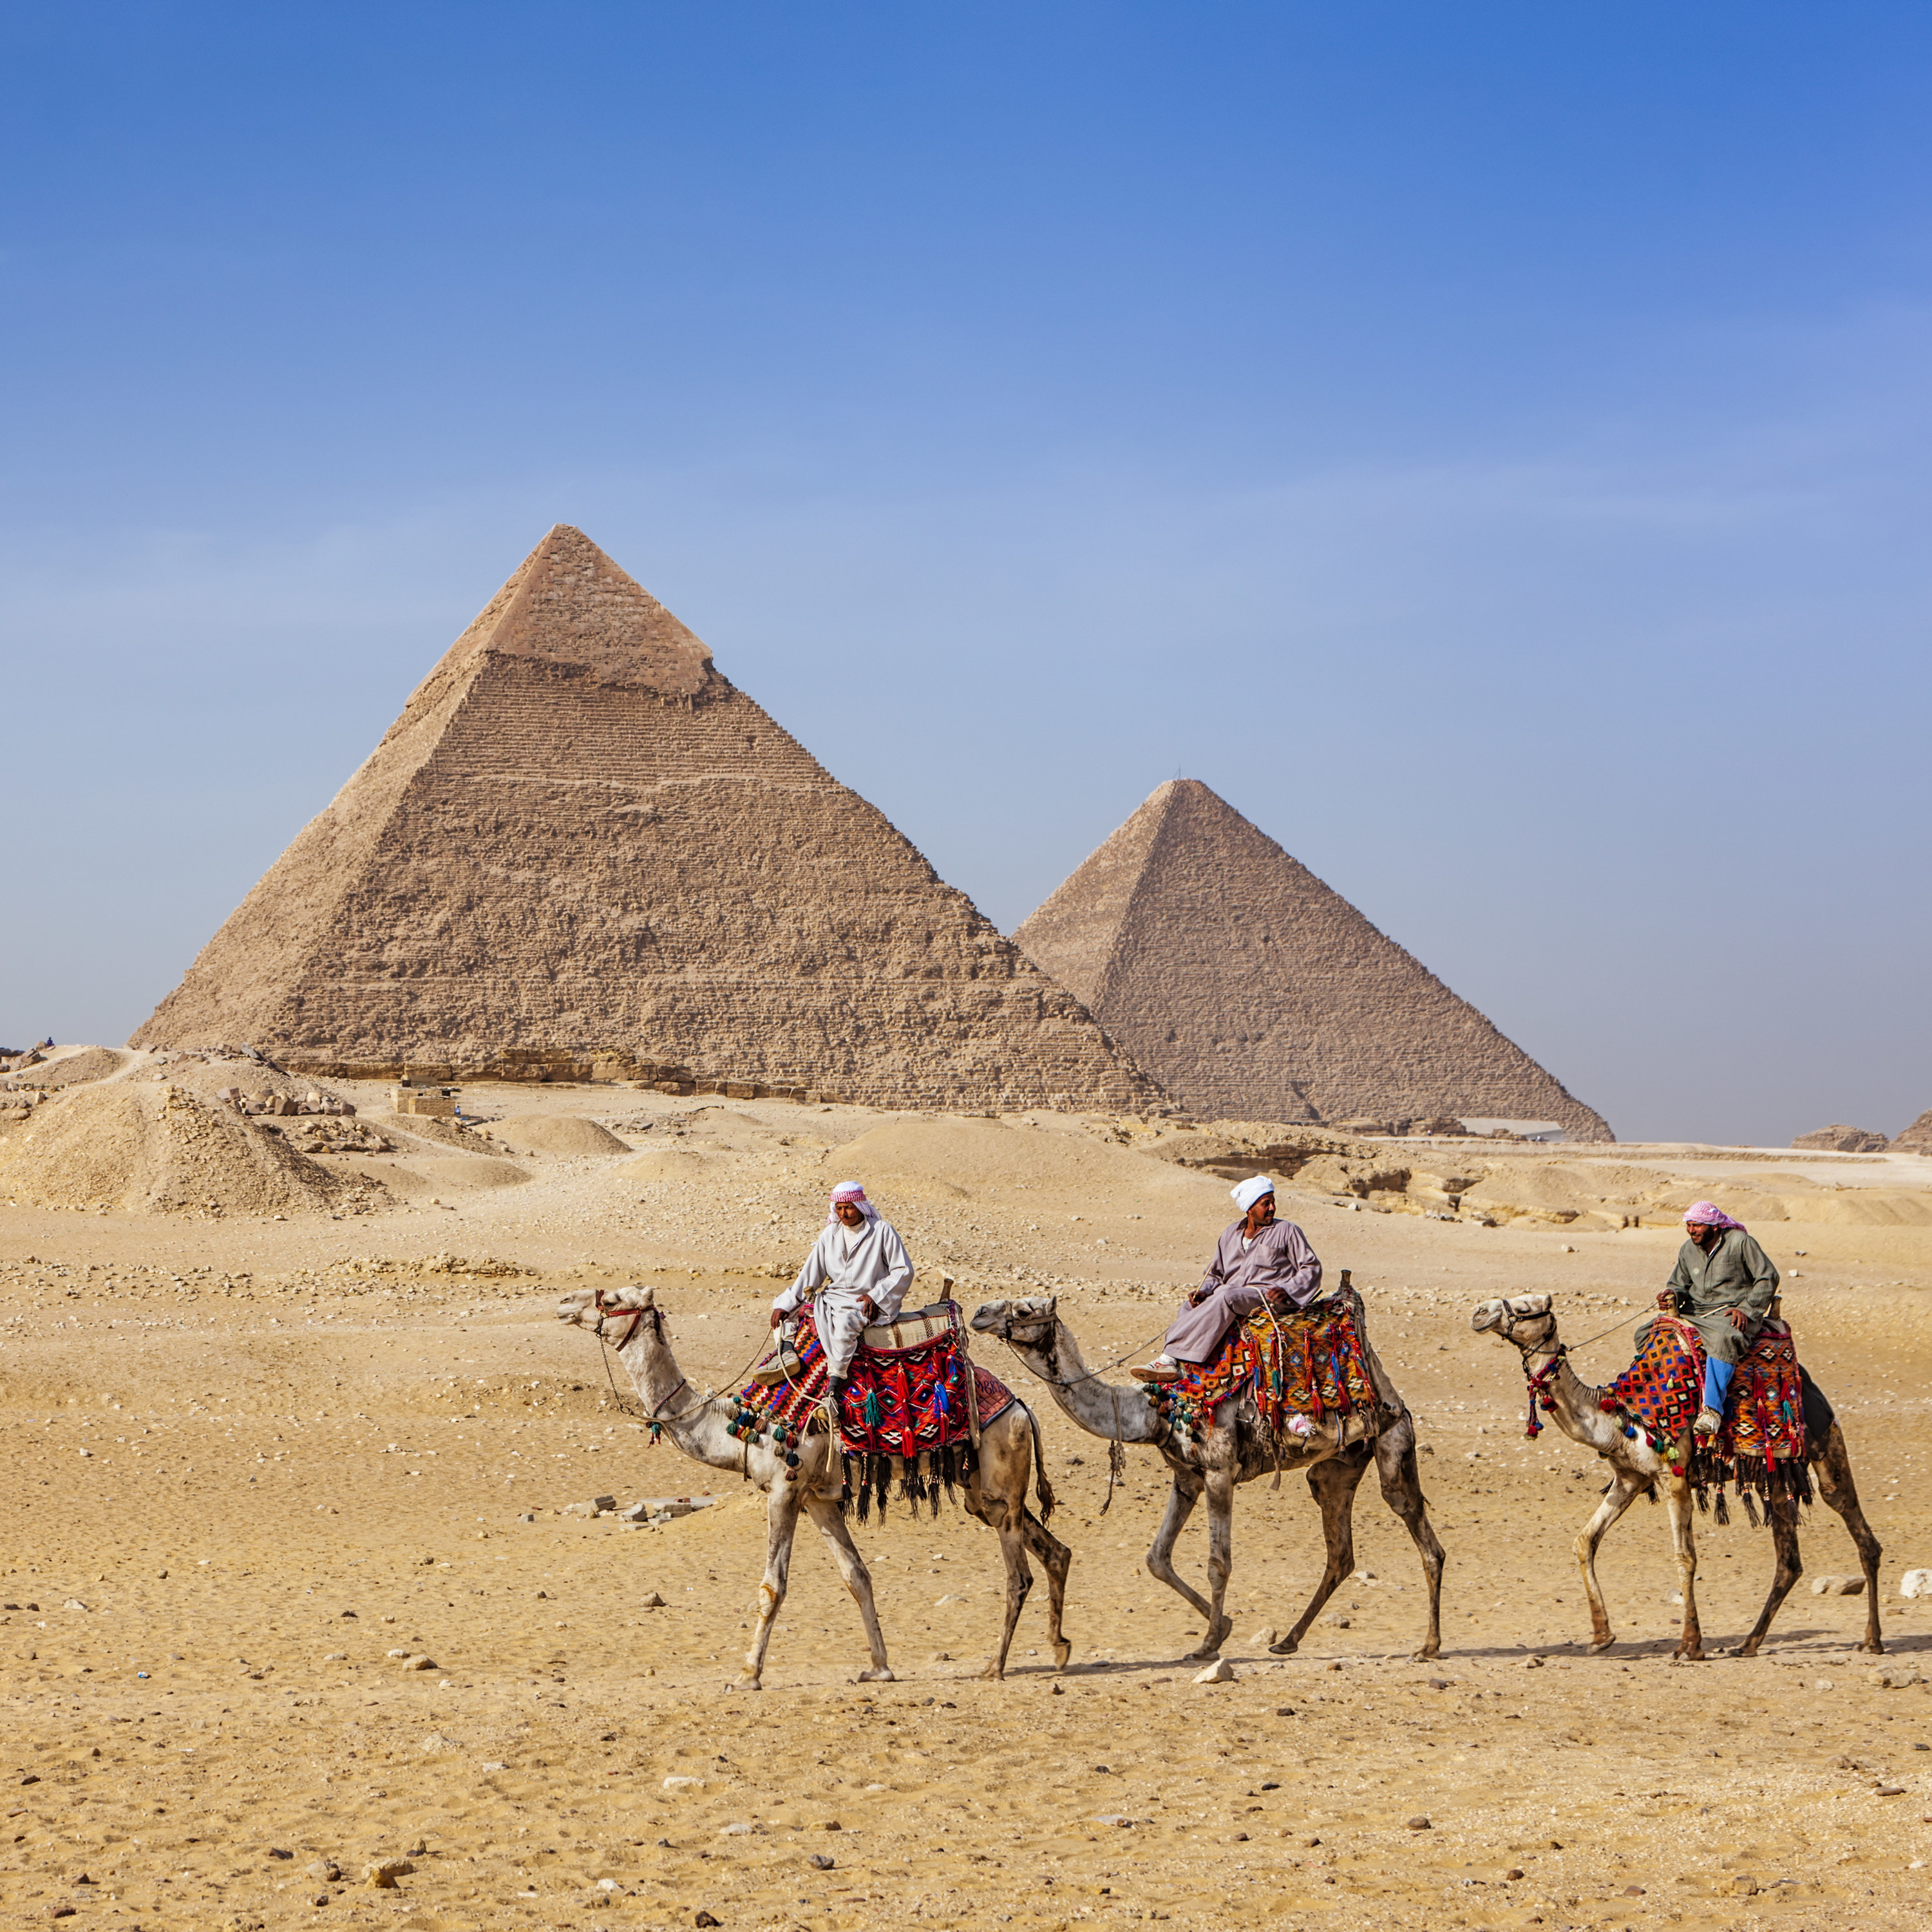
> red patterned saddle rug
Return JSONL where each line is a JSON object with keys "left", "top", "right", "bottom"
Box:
{"left": 1600, "top": 1316, "right": 1810, "bottom": 1515}
{"left": 1146, "top": 1293, "right": 1381, "bottom": 1452}
{"left": 726, "top": 1302, "right": 1016, "bottom": 1520}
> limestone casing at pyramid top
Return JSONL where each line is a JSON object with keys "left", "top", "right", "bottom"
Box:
{"left": 406, "top": 523, "right": 721, "bottom": 714}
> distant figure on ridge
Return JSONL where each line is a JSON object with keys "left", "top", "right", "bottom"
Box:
{"left": 1135, "top": 1175, "right": 1323, "bottom": 1381}
{"left": 770, "top": 1181, "right": 914, "bottom": 1399}
{"left": 1651, "top": 1200, "right": 1780, "bottom": 1436}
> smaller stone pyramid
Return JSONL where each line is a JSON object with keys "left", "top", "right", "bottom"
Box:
{"left": 1014, "top": 779, "right": 1611, "bottom": 1140}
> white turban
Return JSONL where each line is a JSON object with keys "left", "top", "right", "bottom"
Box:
{"left": 1231, "top": 1175, "right": 1275, "bottom": 1215}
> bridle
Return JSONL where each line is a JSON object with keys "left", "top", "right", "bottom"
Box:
{"left": 589, "top": 1291, "right": 695, "bottom": 1428}
{"left": 1485, "top": 1301, "right": 1567, "bottom": 1440}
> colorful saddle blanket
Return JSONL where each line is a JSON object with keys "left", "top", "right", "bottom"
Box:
{"left": 1600, "top": 1316, "right": 1810, "bottom": 1510}
{"left": 727, "top": 1301, "right": 1015, "bottom": 1519}
{"left": 1146, "top": 1292, "right": 1381, "bottom": 1450}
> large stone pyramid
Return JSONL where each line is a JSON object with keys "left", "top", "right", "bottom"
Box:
{"left": 134, "top": 526, "right": 1160, "bottom": 1113}
{"left": 1013, "top": 779, "right": 1611, "bottom": 1140}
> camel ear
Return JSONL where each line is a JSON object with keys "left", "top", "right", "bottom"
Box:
{"left": 1510, "top": 1294, "right": 1552, "bottom": 1317}
{"left": 608, "top": 1284, "right": 656, "bottom": 1311}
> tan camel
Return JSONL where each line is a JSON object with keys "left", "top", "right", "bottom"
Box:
{"left": 556, "top": 1285, "right": 1072, "bottom": 1685}
{"left": 1470, "top": 1294, "right": 1883, "bottom": 1658}
{"left": 971, "top": 1294, "right": 1444, "bottom": 1660}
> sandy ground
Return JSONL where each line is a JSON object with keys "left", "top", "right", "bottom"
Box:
{"left": 3, "top": 1081, "right": 1930, "bottom": 1931}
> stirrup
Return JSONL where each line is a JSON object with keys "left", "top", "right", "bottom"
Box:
{"left": 1692, "top": 1405, "right": 1723, "bottom": 1437}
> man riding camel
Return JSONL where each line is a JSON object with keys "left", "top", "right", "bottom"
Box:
{"left": 1651, "top": 1200, "right": 1781, "bottom": 1436}
{"left": 1134, "top": 1174, "right": 1323, "bottom": 1381}
{"left": 770, "top": 1180, "right": 914, "bottom": 1403}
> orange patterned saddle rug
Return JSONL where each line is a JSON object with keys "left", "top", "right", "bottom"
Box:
{"left": 1146, "top": 1293, "right": 1381, "bottom": 1450}
{"left": 1600, "top": 1316, "right": 1811, "bottom": 1513}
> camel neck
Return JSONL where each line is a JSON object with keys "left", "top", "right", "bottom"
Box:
{"left": 1005, "top": 1323, "right": 1162, "bottom": 1445}
{"left": 1522, "top": 1340, "right": 1607, "bottom": 1443}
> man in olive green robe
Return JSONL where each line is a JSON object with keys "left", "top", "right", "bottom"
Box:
{"left": 1647, "top": 1200, "right": 1781, "bottom": 1435}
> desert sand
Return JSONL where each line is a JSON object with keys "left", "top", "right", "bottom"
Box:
{"left": 3, "top": 1063, "right": 1929, "bottom": 1930}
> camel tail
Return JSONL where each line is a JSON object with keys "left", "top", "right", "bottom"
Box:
{"left": 1026, "top": 1406, "right": 1056, "bottom": 1524}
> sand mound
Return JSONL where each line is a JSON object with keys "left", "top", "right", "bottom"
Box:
{"left": 0, "top": 1080, "right": 363, "bottom": 1217}
{"left": 621, "top": 1148, "right": 721, "bottom": 1183}
{"left": 831, "top": 1116, "right": 1208, "bottom": 1206}
{"left": 490, "top": 1115, "right": 629, "bottom": 1157}
{"left": 10, "top": 1044, "right": 128, "bottom": 1090}
{"left": 1890, "top": 1110, "right": 1932, "bottom": 1155}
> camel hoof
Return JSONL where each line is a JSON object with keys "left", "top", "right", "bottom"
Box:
{"left": 1857, "top": 1640, "right": 1886, "bottom": 1655}
{"left": 978, "top": 1662, "right": 1006, "bottom": 1681}
{"left": 1182, "top": 1646, "right": 1222, "bottom": 1663}
{"left": 853, "top": 1667, "right": 896, "bottom": 1683}
{"left": 1587, "top": 1640, "right": 1616, "bottom": 1656}
{"left": 1052, "top": 1641, "right": 1072, "bottom": 1669}
{"left": 1410, "top": 1643, "right": 1441, "bottom": 1661}
{"left": 1268, "top": 1637, "right": 1300, "bottom": 1658}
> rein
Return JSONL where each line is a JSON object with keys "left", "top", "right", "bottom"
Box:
{"left": 1496, "top": 1301, "right": 1638, "bottom": 1439}
{"left": 589, "top": 1293, "right": 718, "bottom": 1433}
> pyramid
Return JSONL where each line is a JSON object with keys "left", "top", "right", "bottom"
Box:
{"left": 134, "top": 526, "right": 1160, "bottom": 1114}
{"left": 1012, "top": 780, "right": 1611, "bottom": 1140}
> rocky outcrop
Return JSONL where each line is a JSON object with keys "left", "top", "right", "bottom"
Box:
{"left": 1890, "top": 1111, "right": 1932, "bottom": 1155}
{"left": 133, "top": 527, "right": 1162, "bottom": 1115}
{"left": 1792, "top": 1124, "right": 1891, "bottom": 1153}
{"left": 1014, "top": 780, "right": 1611, "bottom": 1141}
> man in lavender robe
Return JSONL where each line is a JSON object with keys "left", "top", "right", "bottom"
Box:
{"left": 1133, "top": 1175, "right": 1323, "bottom": 1381}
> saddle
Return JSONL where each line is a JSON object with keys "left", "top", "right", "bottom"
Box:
{"left": 1144, "top": 1288, "right": 1381, "bottom": 1450}
{"left": 1600, "top": 1312, "right": 1812, "bottom": 1515}
{"left": 732, "top": 1300, "right": 1017, "bottom": 1520}
{"left": 750, "top": 1298, "right": 958, "bottom": 1386}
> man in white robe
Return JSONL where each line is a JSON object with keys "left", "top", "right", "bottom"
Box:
{"left": 770, "top": 1180, "right": 915, "bottom": 1392}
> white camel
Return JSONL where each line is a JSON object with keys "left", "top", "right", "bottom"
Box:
{"left": 556, "top": 1285, "right": 1072, "bottom": 1685}
{"left": 1471, "top": 1294, "right": 1883, "bottom": 1658}
{"left": 971, "top": 1294, "right": 1444, "bottom": 1661}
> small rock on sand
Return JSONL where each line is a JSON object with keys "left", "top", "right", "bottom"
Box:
{"left": 1899, "top": 1568, "right": 1932, "bottom": 1599}
{"left": 363, "top": 1858, "right": 413, "bottom": 1888}
{"left": 1193, "top": 1659, "right": 1235, "bottom": 1684}
{"left": 663, "top": 1775, "right": 703, "bottom": 1790}
{"left": 1810, "top": 1575, "right": 1866, "bottom": 1596}
{"left": 1406, "top": 1816, "right": 1431, "bottom": 1831}
{"left": 307, "top": 1859, "right": 341, "bottom": 1882}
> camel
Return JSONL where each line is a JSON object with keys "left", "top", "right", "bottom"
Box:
{"left": 556, "top": 1285, "right": 1072, "bottom": 1686}
{"left": 970, "top": 1294, "right": 1444, "bottom": 1661}
{"left": 1470, "top": 1294, "right": 1883, "bottom": 1658}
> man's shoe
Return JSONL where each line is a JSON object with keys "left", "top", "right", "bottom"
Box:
{"left": 1692, "top": 1405, "right": 1722, "bottom": 1437}
{"left": 1132, "top": 1356, "right": 1182, "bottom": 1383}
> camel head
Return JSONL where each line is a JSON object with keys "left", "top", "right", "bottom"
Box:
{"left": 556, "top": 1283, "right": 662, "bottom": 1337}
{"left": 970, "top": 1295, "right": 1058, "bottom": 1344}
{"left": 1469, "top": 1293, "right": 1557, "bottom": 1352}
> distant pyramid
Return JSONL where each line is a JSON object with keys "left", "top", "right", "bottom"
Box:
{"left": 135, "top": 526, "right": 1160, "bottom": 1114}
{"left": 1013, "top": 779, "right": 1611, "bottom": 1140}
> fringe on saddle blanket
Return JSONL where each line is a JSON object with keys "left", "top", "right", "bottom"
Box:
{"left": 1146, "top": 1291, "right": 1383, "bottom": 1454}
{"left": 727, "top": 1301, "right": 1017, "bottom": 1521}
{"left": 1599, "top": 1316, "right": 1812, "bottom": 1522}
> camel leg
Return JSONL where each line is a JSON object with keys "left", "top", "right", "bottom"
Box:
{"left": 1019, "top": 1510, "right": 1074, "bottom": 1671}
{"left": 1572, "top": 1468, "right": 1647, "bottom": 1654}
{"left": 1665, "top": 1476, "right": 1704, "bottom": 1660}
{"left": 741, "top": 1478, "right": 808, "bottom": 1687}
{"left": 1269, "top": 1451, "right": 1369, "bottom": 1657}
{"left": 1145, "top": 1468, "right": 1227, "bottom": 1653}
{"left": 800, "top": 1490, "right": 895, "bottom": 1683}
{"left": 1734, "top": 1490, "right": 1803, "bottom": 1658}
{"left": 1374, "top": 1432, "right": 1446, "bottom": 1660}
{"left": 1184, "top": 1464, "right": 1237, "bottom": 1662}
{"left": 1812, "top": 1423, "right": 1884, "bottom": 1654}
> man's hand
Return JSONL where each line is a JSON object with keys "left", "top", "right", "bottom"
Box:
{"left": 859, "top": 1296, "right": 878, "bottom": 1323}
{"left": 1656, "top": 1291, "right": 1675, "bottom": 1311}
{"left": 1727, "top": 1307, "right": 1748, "bottom": 1331}
{"left": 770, "top": 1308, "right": 784, "bottom": 1330}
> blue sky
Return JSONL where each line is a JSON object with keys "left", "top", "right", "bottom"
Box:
{"left": 3, "top": 3, "right": 1927, "bottom": 1145}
